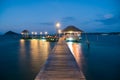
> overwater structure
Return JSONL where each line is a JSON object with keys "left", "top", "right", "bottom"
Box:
{"left": 21, "top": 30, "right": 30, "bottom": 39}
{"left": 62, "top": 25, "right": 83, "bottom": 42}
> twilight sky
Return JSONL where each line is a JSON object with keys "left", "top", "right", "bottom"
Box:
{"left": 0, "top": 0, "right": 120, "bottom": 34}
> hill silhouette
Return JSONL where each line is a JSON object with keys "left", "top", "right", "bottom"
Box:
{"left": 4, "top": 31, "right": 19, "bottom": 35}
{"left": 3, "top": 31, "right": 21, "bottom": 40}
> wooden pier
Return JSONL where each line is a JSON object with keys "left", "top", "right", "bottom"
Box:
{"left": 35, "top": 38, "right": 85, "bottom": 80}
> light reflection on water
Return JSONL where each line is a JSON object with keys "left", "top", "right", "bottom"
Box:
{"left": 67, "top": 42, "right": 85, "bottom": 71}
{"left": 30, "top": 40, "right": 50, "bottom": 70}
{"left": 0, "top": 35, "right": 119, "bottom": 80}
{"left": 20, "top": 39, "right": 26, "bottom": 59}
{"left": 67, "top": 35, "right": 120, "bottom": 80}
{"left": 19, "top": 39, "right": 51, "bottom": 80}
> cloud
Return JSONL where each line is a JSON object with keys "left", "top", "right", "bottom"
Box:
{"left": 39, "top": 22, "right": 54, "bottom": 26}
{"left": 61, "top": 17, "right": 76, "bottom": 22}
{"left": 95, "top": 14, "right": 120, "bottom": 25}
{"left": 103, "top": 14, "right": 114, "bottom": 19}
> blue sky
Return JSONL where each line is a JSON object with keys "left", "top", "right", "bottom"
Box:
{"left": 0, "top": 0, "right": 120, "bottom": 34}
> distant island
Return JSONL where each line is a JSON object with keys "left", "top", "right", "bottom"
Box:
{"left": 4, "top": 31, "right": 20, "bottom": 35}
{"left": 83, "top": 32, "right": 120, "bottom": 35}
{"left": 1, "top": 31, "right": 21, "bottom": 40}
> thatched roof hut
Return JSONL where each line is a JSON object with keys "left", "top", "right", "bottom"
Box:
{"left": 62, "top": 25, "right": 83, "bottom": 41}
{"left": 21, "top": 30, "right": 29, "bottom": 38}
{"left": 62, "top": 25, "right": 83, "bottom": 35}
{"left": 21, "top": 30, "right": 29, "bottom": 34}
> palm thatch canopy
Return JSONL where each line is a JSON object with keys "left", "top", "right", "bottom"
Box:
{"left": 22, "top": 30, "right": 29, "bottom": 33}
{"left": 62, "top": 25, "right": 83, "bottom": 32}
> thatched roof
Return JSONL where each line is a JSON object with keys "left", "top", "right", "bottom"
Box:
{"left": 63, "top": 25, "right": 83, "bottom": 32}
{"left": 22, "top": 30, "right": 29, "bottom": 33}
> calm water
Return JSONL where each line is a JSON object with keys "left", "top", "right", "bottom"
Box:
{"left": 0, "top": 35, "right": 120, "bottom": 80}
{"left": 0, "top": 38, "right": 55, "bottom": 80}
{"left": 67, "top": 35, "right": 120, "bottom": 80}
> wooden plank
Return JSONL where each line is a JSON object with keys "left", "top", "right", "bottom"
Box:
{"left": 35, "top": 38, "right": 86, "bottom": 80}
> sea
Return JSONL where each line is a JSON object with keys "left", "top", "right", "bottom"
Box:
{"left": 0, "top": 34, "right": 120, "bottom": 80}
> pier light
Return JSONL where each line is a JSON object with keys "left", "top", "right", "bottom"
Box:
{"left": 56, "top": 22, "right": 60, "bottom": 28}
{"left": 58, "top": 29, "right": 62, "bottom": 38}
{"left": 58, "top": 29, "right": 62, "bottom": 34}
{"left": 56, "top": 22, "right": 61, "bottom": 35}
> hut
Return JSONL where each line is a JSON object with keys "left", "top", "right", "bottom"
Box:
{"left": 62, "top": 25, "right": 83, "bottom": 42}
{"left": 21, "top": 30, "right": 29, "bottom": 39}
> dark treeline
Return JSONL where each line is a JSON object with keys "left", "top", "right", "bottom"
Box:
{"left": 82, "top": 32, "right": 120, "bottom": 35}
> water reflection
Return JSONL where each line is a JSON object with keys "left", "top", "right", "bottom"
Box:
{"left": 20, "top": 39, "right": 26, "bottom": 59}
{"left": 30, "top": 40, "right": 50, "bottom": 68}
{"left": 19, "top": 39, "right": 51, "bottom": 79}
{"left": 67, "top": 42, "right": 85, "bottom": 70}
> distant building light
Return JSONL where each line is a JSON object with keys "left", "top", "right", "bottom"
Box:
{"left": 21, "top": 32, "right": 24, "bottom": 35}
{"left": 66, "top": 37, "right": 74, "bottom": 41}
{"left": 69, "top": 31, "right": 73, "bottom": 33}
{"left": 40, "top": 32, "right": 42, "bottom": 35}
{"left": 45, "top": 32, "right": 48, "bottom": 35}
{"left": 35, "top": 32, "right": 37, "bottom": 35}
{"left": 31, "top": 32, "right": 34, "bottom": 34}
{"left": 42, "top": 36, "right": 45, "bottom": 38}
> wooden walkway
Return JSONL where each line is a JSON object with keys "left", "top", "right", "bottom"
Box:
{"left": 35, "top": 38, "right": 86, "bottom": 80}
